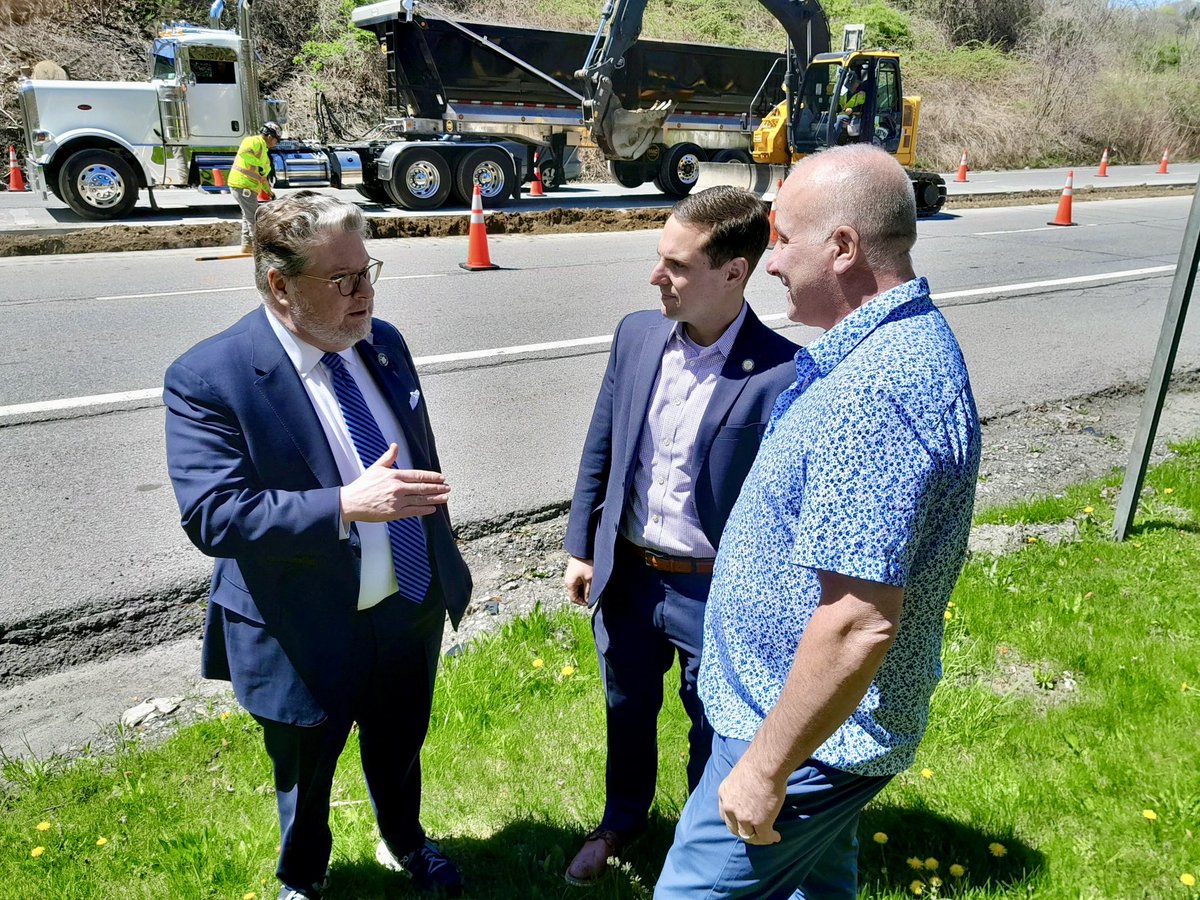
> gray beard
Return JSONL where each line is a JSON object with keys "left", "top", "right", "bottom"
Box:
{"left": 291, "top": 297, "right": 372, "bottom": 349}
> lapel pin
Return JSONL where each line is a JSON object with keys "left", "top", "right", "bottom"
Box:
{"left": 742, "top": 359, "right": 755, "bottom": 372}
{"left": 377, "top": 352, "right": 389, "bottom": 367}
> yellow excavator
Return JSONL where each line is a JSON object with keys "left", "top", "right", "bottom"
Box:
{"left": 576, "top": 0, "right": 946, "bottom": 215}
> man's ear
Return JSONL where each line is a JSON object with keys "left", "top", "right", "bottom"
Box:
{"left": 725, "top": 256, "right": 749, "bottom": 285}
{"left": 266, "top": 268, "right": 289, "bottom": 305}
{"left": 830, "top": 225, "right": 860, "bottom": 275}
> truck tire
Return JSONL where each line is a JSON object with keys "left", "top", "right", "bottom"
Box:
{"left": 355, "top": 182, "right": 393, "bottom": 206}
{"left": 386, "top": 148, "right": 452, "bottom": 211}
{"left": 453, "top": 147, "right": 516, "bottom": 208}
{"left": 656, "top": 143, "right": 706, "bottom": 197}
{"left": 711, "top": 149, "right": 753, "bottom": 165}
{"left": 58, "top": 148, "right": 138, "bottom": 220}
{"left": 608, "top": 160, "right": 644, "bottom": 189}
{"left": 536, "top": 155, "right": 562, "bottom": 191}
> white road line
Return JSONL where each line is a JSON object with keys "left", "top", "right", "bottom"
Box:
{"left": 94, "top": 272, "right": 446, "bottom": 302}
{"left": 973, "top": 224, "right": 1101, "bottom": 236}
{"left": 0, "top": 264, "right": 1178, "bottom": 421}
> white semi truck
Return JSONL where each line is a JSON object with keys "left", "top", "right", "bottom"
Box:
{"left": 15, "top": 0, "right": 786, "bottom": 219}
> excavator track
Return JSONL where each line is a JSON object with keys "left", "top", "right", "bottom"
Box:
{"left": 910, "top": 169, "right": 947, "bottom": 217}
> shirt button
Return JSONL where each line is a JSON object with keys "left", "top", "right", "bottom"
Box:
{"left": 662, "top": 439, "right": 671, "bottom": 447}
{"left": 674, "top": 399, "right": 683, "bottom": 407}
{"left": 658, "top": 476, "right": 666, "bottom": 485}
{"left": 652, "top": 514, "right": 660, "bottom": 523}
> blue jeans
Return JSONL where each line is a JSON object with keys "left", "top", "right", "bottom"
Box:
{"left": 655, "top": 734, "right": 891, "bottom": 899}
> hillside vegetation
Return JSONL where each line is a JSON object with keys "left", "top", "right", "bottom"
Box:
{"left": 2, "top": 0, "right": 1199, "bottom": 172}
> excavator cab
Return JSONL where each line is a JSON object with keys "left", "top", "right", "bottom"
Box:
{"left": 793, "top": 52, "right": 903, "bottom": 156}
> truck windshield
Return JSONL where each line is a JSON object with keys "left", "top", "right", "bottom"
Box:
{"left": 152, "top": 39, "right": 177, "bottom": 81}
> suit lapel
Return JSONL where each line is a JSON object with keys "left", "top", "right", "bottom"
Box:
{"left": 356, "top": 337, "right": 431, "bottom": 468}
{"left": 249, "top": 308, "right": 342, "bottom": 488}
{"left": 692, "top": 306, "right": 768, "bottom": 466}
{"left": 621, "top": 318, "right": 673, "bottom": 483}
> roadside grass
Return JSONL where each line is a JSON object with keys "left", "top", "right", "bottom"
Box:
{"left": 3, "top": 442, "right": 1199, "bottom": 898}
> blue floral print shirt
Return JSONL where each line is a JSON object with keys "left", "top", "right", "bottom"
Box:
{"left": 699, "top": 277, "right": 982, "bottom": 776}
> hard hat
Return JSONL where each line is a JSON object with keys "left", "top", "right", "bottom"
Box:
{"left": 261, "top": 121, "right": 283, "bottom": 140}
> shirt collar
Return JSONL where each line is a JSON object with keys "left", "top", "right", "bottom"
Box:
{"left": 263, "top": 304, "right": 365, "bottom": 377}
{"left": 800, "top": 277, "right": 930, "bottom": 379}
{"left": 670, "top": 300, "right": 749, "bottom": 361}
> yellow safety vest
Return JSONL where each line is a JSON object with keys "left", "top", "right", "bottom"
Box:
{"left": 227, "top": 134, "right": 272, "bottom": 191}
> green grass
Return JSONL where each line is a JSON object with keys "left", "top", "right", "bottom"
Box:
{"left": 4, "top": 443, "right": 1200, "bottom": 898}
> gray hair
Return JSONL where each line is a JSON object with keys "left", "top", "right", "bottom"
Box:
{"left": 790, "top": 145, "right": 917, "bottom": 272}
{"left": 254, "top": 190, "right": 369, "bottom": 297}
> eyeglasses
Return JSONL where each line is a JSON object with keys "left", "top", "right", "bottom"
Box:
{"left": 295, "top": 259, "right": 383, "bottom": 296}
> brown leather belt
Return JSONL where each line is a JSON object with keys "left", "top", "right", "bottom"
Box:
{"left": 621, "top": 538, "right": 715, "bottom": 576}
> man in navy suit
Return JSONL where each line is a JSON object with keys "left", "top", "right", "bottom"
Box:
{"left": 164, "top": 192, "right": 471, "bottom": 899}
{"left": 562, "top": 186, "right": 799, "bottom": 884}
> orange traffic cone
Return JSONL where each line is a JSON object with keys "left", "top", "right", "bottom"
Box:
{"left": 954, "top": 149, "right": 969, "bottom": 183}
{"left": 212, "top": 167, "right": 227, "bottom": 189}
{"left": 7, "top": 145, "right": 27, "bottom": 192}
{"left": 258, "top": 186, "right": 271, "bottom": 201}
{"left": 1048, "top": 169, "right": 1076, "bottom": 226}
{"left": 1157, "top": 148, "right": 1170, "bottom": 174}
{"left": 767, "top": 178, "right": 782, "bottom": 247}
{"left": 530, "top": 151, "right": 546, "bottom": 197}
{"left": 460, "top": 184, "right": 498, "bottom": 271}
{"left": 1096, "top": 147, "right": 1110, "bottom": 177}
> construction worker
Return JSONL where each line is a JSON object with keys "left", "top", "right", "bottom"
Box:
{"left": 835, "top": 69, "right": 866, "bottom": 144}
{"left": 229, "top": 121, "right": 282, "bottom": 253}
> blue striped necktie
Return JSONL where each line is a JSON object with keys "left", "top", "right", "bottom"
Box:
{"left": 321, "top": 351, "right": 431, "bottom": 604}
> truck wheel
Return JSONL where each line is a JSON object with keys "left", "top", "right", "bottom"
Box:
{"left": 711, "top": 149, "right": 753, "bottom": 165}
{"left": 536, "top": 156, "right": 562, "bottom": 191}
{"left": 355, "top": 183, "right": 393, "bottom": 206}
{"left": 386, "top": 148, "right": 452, "bottom": 211}
{"left": 453, "top": 147, "right": 516, "bottom": 208}
{"left": 656, "top": 143, "right": 706, "bottom": 197}
{"left": 58, "top": 148, "right": 138, "bottom": 220}
{"left": 608, "top": 160, "right": 644, "bottom": 189}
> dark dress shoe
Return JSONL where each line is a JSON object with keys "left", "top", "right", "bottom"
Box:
{"left": 377, "top": 838, "right": 464, "bottom": 897}
{"left": 565, "top": 828, "right": 623, "bottom": 886}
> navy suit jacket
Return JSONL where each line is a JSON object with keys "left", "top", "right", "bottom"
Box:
{"left": 564, "top": 305, "right": 798, "bottom": 607}
{"left": 164, "top": 307, "right": 471, "bottom": 724}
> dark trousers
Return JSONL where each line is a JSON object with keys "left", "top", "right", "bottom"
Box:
{"left": 252, "top": 593, "right": 444, "bottom": 891}
{"left": 592, "top": 540, "right": 714, "bottom": 836}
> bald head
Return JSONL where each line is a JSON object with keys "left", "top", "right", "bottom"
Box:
{"left": 780, "top": 145, "right": 917, "bottom": 274}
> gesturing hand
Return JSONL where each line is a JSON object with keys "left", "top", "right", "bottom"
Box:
{"left": 564, "top": 556, "right": 594, "bottom": 607}
{"left": 340, "top": 443, "right": 451, "bottom": 523}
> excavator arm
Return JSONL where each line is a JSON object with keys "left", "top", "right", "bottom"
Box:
{"left": 577, "top": 0, "right": 830, "bottom": 160}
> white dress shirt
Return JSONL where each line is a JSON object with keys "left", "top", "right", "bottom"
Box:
{"left": 266, "top": 308, "right": 414, "bottom": 610}
{"left": 622, "top": 302, "right": 748, "bottom": 557}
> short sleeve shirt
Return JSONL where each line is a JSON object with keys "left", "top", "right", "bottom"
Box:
{"left": 699, "top": 277, "right": 982, "bottom": 776}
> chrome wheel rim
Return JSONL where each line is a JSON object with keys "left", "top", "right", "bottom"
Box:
{"left": 405, "top": 161, "right": 442, "bottom": 200}
{"left": 76, "top": 163, "right": 126, "bottom": 209}
{"left": 676, "top": 153, "right": 701, "bottom": 186}
{"left": 473, "top": 160, "right": 506, "bottom": 198}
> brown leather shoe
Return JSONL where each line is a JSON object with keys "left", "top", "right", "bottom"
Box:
{"left": 564, "top": 828, "right": 623, "bottom": 886}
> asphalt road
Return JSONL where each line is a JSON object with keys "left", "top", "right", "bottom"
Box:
{"left": 1, "top": 193, "right": 1198, "bottom": 678}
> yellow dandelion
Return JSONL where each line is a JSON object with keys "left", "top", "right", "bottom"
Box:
{"left": 244, "top": 893, "right": 258, "bottom": 900}
{"left": 35, "top": 821, "right": 50, "bottom": 832}
{"left": 532, "top": 658, "right": 545, "bottom": 669}
{"left": 910, "top": 880, "right": 924, "bottom": 895}
{"left": 31, "top": 847, "right": 45, "bottom": 858}
{"left": 1142, "top": 809, "right": 1158, "bottom": 822}
{"left": 930, "top": 876, "right": 943, "bottom": 888}
{"left": 873, "top": 832, "right": 888, "bottom": 844}
{"left": 1026, "top": 536, "right": 1038, "bottom": 544}
{"left": 920, "top": 768, "right": 934, "bottom": 779}
{"left": 1184, "top": 682, "right": 1190, "bottom": 692}
{"left": 96, "top": 837, "right": 108, "bottom": 846}
{"left": 988, "top": 842, "right": 1007, "bottom": 857}
{"left": 1181, "top": 873, "right": 1196, "bottom": 887}
{"left": 924, "top": 857, "right": 939, "bottom": 871}
{"left": 950, "top": 863, "right": 965, "bottom": 877}
{"left": 1133, "top": 541, "right": 1143, "bottom": 548}
{"left": 1164, "top": 487, "right": 1176, "bottom": 495}
{"left": 947, "top": 601, "right": 956, "bottom": 608}
{"left": 907, "top": 857, "right": 924, "bottom": 870}
{"left": 944, "top": 610, "right": 953, "bottom": 621}
{"left": 1083, "top": 506, "right": 1094, "bottom": 514}
{"left": 219, "top": 711, "right": 231, "bottom": 721}
{"left": 561, "top": 665, "right": 576, "bottom": 677}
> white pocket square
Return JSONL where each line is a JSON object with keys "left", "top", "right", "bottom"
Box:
{"left": 409, "top": 389, "right": 421, "bottom": 409}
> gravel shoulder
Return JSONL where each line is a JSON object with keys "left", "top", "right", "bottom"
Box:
{"left": 4, "top": 377, "right": 1200, "bottom": 764}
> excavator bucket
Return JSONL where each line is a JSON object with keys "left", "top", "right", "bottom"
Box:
{"left": 693, "top": 161, "right": 790, "bottom": 197}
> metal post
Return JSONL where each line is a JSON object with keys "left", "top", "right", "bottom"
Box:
{"left": 1112, "top": 183, "right": 1200, "bottom": 540}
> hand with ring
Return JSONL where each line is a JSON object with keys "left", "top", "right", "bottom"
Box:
{"left": 717, "top": 757, "right": 785, "bottom": 846}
